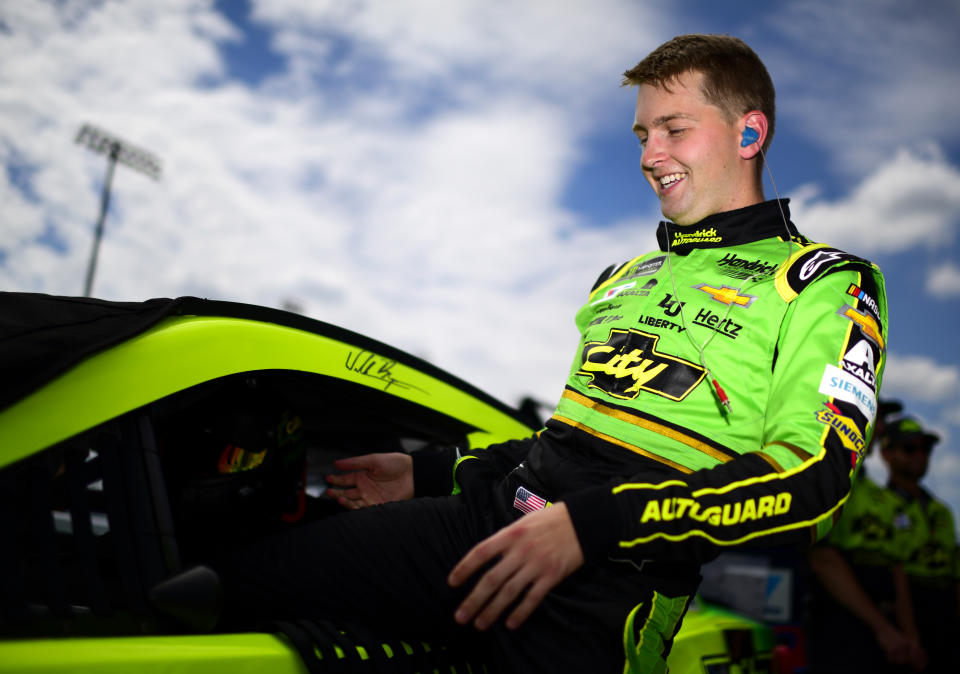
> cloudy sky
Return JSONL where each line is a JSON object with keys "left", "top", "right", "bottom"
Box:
{"left": 2, "top": 0, "right": 959, "bottom": 519}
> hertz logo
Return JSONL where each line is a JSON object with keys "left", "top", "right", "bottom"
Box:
{"left": 694, "top": 283, "right": 756, "bottom": 307}
{"left": 577, "top": 328, "right": 706, "bottom": 401}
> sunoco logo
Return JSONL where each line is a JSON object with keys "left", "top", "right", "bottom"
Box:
{"left": 815, "top": 404, "right": 866, "bottom": 460}
{"left": 577, "top": 328, "right": 706, "bottom": 401}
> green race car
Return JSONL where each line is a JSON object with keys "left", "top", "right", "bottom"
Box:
{"left": 0, "top": 292, "right": 779, "bottom": 673}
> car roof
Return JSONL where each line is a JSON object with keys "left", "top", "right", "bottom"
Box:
{"left": 0, "top": 293, "right": 534, "bottom": 468}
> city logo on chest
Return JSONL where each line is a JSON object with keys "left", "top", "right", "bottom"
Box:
{"left": 577, "top": 328, "right": 706, "bottom": 401}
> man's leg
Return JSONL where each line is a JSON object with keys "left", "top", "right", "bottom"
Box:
{"left": 218, "top": 493, "right": 696, "bottom": 673}
{"left": 480, "top": 560, "right": 697, "bottom": 673}
{"left": 218, "top": 494, "right": 488, "bottom": 644}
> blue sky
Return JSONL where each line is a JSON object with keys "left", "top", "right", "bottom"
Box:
{"left": 2, "top": 0, "right": 959, "bottom": 517}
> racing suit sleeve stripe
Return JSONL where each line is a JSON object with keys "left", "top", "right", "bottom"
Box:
{"left": 613, "top": 480, "right": 695, "bottom": 493}
{"left": 554, "top": 414, "right": 694, "bottom": 474}
{"left": 751, "top": 450, "right": 785, "bottom": 473}
{"left": 558, "top": 389, "right": 738, "bottom": 464}
{"left": 812, "top": 510, "right": 840, "bottom": 542}
{"left": 764, "top": 441, "right": 814, "bottom": 462}
{"left": 752, "top": 441, "right": 816, "bottom": 474}
{"left": 611, "top": 438, "right": 825, "bottom": 498}
{"left": 450, "top": 454, "right": 480, "bottom": 495}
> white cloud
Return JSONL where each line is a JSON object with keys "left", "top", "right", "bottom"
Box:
{"left": 789, "top": 145, "right": 960, "bottom": 257}
{"left": 0, "top": 0, "right": 668, "bottom": 407}
{"left": 250, "top": 0, "right": 667, "bottom": 106}
{"left": 881, "top": 352, "right": 960, "bottom": 403}
{"left": 926, "top": 262, "right": 960, "bottom": 298}
{"left": 764, "top": 0, "right": 960, "bottom": 178}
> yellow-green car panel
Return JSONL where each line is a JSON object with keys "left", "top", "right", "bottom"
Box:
{"left": 0, "top": 634, "right": 306, "bottom": 674}
{"left": 0, "top": 315, "right": 532, "bottom": 469}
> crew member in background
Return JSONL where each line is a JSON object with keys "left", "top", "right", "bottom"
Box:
{"left": 806, "top": 401, "right": 925, "bottom": 673}
{"left": 882, "top": 417, "right": 960, "bottom": 673}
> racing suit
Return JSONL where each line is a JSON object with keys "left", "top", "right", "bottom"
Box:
{"left": 224, "top": 199, "right": 888, "bottom": 673}
{"left": 414, "top": 198, "right": 888, "bottom": 668}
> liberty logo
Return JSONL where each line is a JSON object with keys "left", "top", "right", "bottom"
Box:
{"left": 658, "top": 294, "right": 685, "bottom": 318}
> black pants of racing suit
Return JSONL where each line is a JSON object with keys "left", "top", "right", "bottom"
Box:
{"left": 217, "top": 478, "right": 698, "bottom": 673}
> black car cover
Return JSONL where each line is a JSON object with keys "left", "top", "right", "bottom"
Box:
{"left": 0, "top": 292, "right": 518, "bottom": 419}
{"left": 0, "top": 292, "right": 188, "bottom": 413}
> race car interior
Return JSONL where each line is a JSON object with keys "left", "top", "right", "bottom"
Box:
{"left": 0, "top": 368, "right": 481, "bottom": 638}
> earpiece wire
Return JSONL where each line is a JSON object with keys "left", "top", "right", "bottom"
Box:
{"left": 663, "top": 141, "right": 796, "bottom": 412}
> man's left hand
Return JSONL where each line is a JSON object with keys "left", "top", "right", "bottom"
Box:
{"left": 448, "top": 502, "right": 584, "bottom": 631}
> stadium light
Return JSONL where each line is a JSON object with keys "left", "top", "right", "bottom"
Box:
{"left": 75, "top": 123, "right": 162, "bottom": 296}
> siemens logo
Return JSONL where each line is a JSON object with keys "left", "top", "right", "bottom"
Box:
{"left": 818, "top": 364, "right": 877, "bottom": 422}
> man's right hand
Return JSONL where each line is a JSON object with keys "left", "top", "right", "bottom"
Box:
{"left": 325, "top": 452, "right": 414, "bottom": 509}
{"left": 873, "top": 622, "right": 927, "bottom": 671}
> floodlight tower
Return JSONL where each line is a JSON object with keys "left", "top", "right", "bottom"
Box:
{"left": 75, "top": 123, "right": 162, "bottom": 297}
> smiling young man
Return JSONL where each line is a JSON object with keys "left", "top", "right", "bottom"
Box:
{"left": 632, "top": 70, "right": 767, "bottom": 226}
{"left": 220, "top": 35, "right": 889, "bottom": 673}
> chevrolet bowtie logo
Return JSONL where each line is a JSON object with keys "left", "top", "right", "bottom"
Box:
{"left": 693, "top": 284, "right": 756, "bottom": 307}
{"left": 838, "top": 305, "right": 885, "bottom": 350}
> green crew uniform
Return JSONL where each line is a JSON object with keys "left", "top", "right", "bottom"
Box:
{"left": 806, "top": 470, "right": 909, "bottom": 673}
{"left": 888, "top": 485, "right": 960, "bottom": 672}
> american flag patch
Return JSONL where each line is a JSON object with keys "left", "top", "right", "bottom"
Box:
{"left": 513, "top": 486, "right": 547, "bottom": 514}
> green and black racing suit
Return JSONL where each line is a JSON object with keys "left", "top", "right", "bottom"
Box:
{"left": 412, "top": 199, "right": 888, "bottom": 670}
{"left": 419, "top": 198, "right": 888, "bottom": 568}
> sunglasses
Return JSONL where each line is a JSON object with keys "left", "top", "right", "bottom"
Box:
{"left": 894, "top": 442, "right": 933, "bottom": 455}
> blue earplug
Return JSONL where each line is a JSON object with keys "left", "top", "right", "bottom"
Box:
{"left": 740, "top": 127, "right": 760, "bottom": 147}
